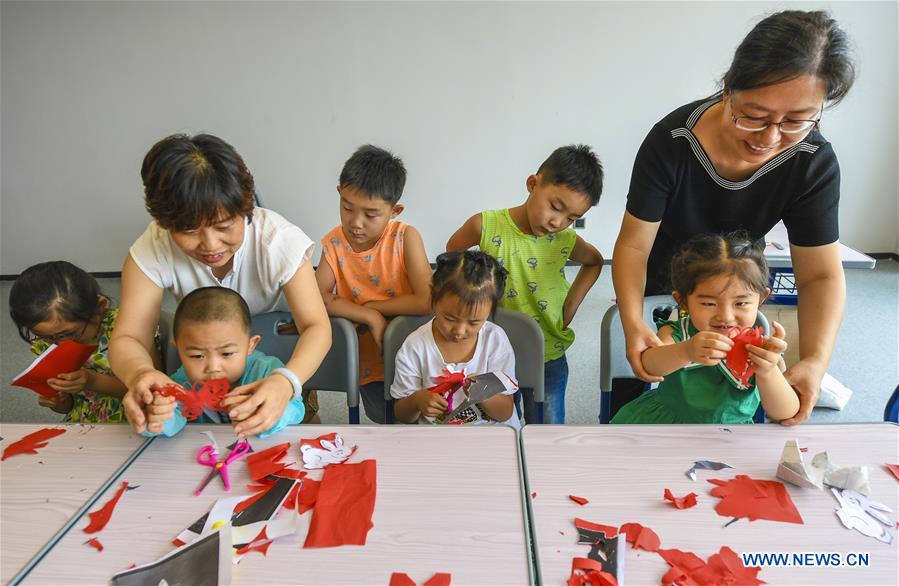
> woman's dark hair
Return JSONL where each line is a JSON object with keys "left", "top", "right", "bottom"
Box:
{"left": 722, "top": 10, "right": 856, "bottom": 106}
{"left": 431, "top": 251, "right": 508, "bottom": 317}
{"left": 670, "top": 232, "right": 770, "bottom": 300}
{"left": 9, "top": 261, "right": 104, "bottom": 343}
{"left": 141, "top": 133, "right": 256, "bottom": 231}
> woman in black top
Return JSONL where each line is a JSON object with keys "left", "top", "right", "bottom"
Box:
{"left": 612, "top": 10, "right": 856, "bottom": 424}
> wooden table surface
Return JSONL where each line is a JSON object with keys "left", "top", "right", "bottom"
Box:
{"left": 22, "top": 424, "right": 531, "bottom": 585}
{"left": 0, "top": 423, "right": 148, "bottom": 584}
{"left": 522, "top": 423, "right": 898, "bottom": 586}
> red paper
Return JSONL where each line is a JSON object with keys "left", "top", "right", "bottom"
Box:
{"left": 531, "top": 492, "right": 537, "bottom": 498}
{"left": 664, "top": 489, "right": 698, "bottom": 509}
{"left": 619, "top": 522, "right": 661, "bottom": 552}
{"left": 708, "top": 475, "right": 803, "bottom": 524}
{"left": 659, "top": 546, "right": 764, "bottom": 585}
{"left": 569, "top": 495, "right": 589, "bottom": 506}
{"left": 1, "top": 428, "right": 66, "bottom": 460}
{"left": 235, "top": 527, "right": 271, "bottom": 556}
{"left": 304, "top": 460, "right": 377, "bottom": 548}
{"left": 567, "top": 557, "right": 619, "bottom": 586}
{"left": 390, "top": 574, "right": 417, "bottom": 586}
{"left": 246, "top": 442, "right": 291, "bottom": 481}
{"left": 886, "top": 464, "right": 899, "bottom": 482}
{"left": 724, "top": 326, "right": 764, "bottom": 387}
{"left": 423, "top": 573, "right": 452, "bottom": 586}
{"left": 388, "top": 573, "right": 452, "bottom": 586}
{"left": 11, "top": 340, "right": 98, "bottom": 398}
{"left": 83, "top": 481, "right": 130, "bottom": 534}
{"left": 85, "top": 538, "right": 104, "bottom": 552}
{"left": 155, "top": 378, "right": 230, "bottom": 421}
{"left": 294, "top": 477, "right": 321, "bottom": 514}
{"left": 574, "top": 517, "right": 618, "bottom": 538}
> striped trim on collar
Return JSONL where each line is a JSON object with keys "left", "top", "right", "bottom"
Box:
{"left": 672, "top": 99, "right": 819, "bottom": 191}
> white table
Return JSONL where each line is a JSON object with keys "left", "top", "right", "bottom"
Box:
{"left": 23, "top": 425, "right": 532, "bottom": 585}
{"left": 522, "top": 423, "right": 898, "bottom": 586}
{"left": 764, "top": 221, "right": 875, "bottom": 269}
{"left": 0, "top": 424, "right": 149, "bottom": 584}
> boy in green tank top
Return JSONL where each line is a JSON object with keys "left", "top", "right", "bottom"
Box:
{"left": 446, "top": 145, "right": 605, "bottom": 423}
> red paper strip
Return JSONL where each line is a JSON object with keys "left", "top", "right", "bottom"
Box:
{"left": 246, "top": 442, "right": 291, "bottom": 481}
{"left": 235, "top": 527, "right": 272, "bottom": 556}
{"left": 619, "top": 522, "right": 661, "bottom": 552}
{"left": 85, "top": 538, "right": 104, "bottom": 552}
{"left": 304, "top": 460, "right": 377, "bottom": 548}
{"left": 83, "top": 482, "right": 130, "bottom": 534}
{"left": 567, "top": 557, "right": 618, "bottom": 586}
{"left": 885, "top": 464, "right": 899, "bottom": 482}
{"left": 389, "top": 573, "right": 417, "bottom": 586}
{"left": 1, "top": 428, "right": 66, "bottom": 460}
{"left": 422, "top": 573, "right": 452, "bottom": 586}
{"left": 708, "top": 475, "right": 803, "bottom": 524}
{"left": 569, "top": 495, "right": 589, "bottom": 506}
{"left": 11, "top": 340, "right": 98, "bottom": 398}
{"left": 664, "top": 488, "right": 698, "bottom": 509}
{"left": 574, "top": 517, "right": 618, "bottom": 538}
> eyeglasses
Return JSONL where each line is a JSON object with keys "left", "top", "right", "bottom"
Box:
{"left": 729, "top": 95, "right": 822, "bottom": 134}
{"left": 27, "top": 321, "right": 90, "bottom": 344}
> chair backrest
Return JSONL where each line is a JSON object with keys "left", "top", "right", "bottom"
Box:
{"left": 885, "top": 384, "right": 899, "bottom": 423}
{"left": 382, "top": 314, "right": 433, "bottom": 400}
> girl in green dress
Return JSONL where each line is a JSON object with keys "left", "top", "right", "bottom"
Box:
{"left": 612, "top": 232, "right": 799, "bottom": 424}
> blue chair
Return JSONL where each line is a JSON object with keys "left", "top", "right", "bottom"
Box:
{"left": 884, "top": 384, "right": 899, "bottom": 423}
{"left": 599, "top": 295, "right": 769, "bottom": 424}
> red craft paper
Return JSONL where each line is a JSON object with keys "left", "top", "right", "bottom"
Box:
{"left": 294, "top": 477, "right": 321, "bottom": 514}
{"left": 11, "top": 340, "right": 98, "bottom": 398}
{"left": 569, "top": 495, "right": 589, "bottom": 506}
{"left": 659, "top": 546, "right": 764, "bottom": 586}
{"left": 886, "top": 464, "right": 899, "bottom": 482}
{"left": 1, "top": 428, "right": 66, "bottom": 460}
{"left": 531, "top": 492, "right": 537, "bottom": 498}
{"left": 574, "top": 517, "right": 618, "bottom": 538}
{"left": 155, "top": 378, "right": 230, "bottom": 421}
{"left": 708, "top": 475, "right": 803, "bottom": 524}
{"left": 246, "top": 442, "right": 291, "bottom": 481}
{"left": 235, "top": 527, "right": 271, "bottom": 556}
{"left": 619, "top": 522, "right": 661, "bottom": 552}
{"left": 724, "top": 326, "right": 764, "bottom": 387}
{"left": 664, "top": 489, "right": 698, "bottom": 509}
{"left": 390, "top": 573, "right": 417, "bottom": 586}
{"left": 423, "top": 573, "right": 452, "bottom": 586}
{"left": 85, "top": 538, "right": 104, "bottom": 552}
{"left": 304, "top": 460, "right": 377, "bottom": 548}
{"left": 707, "top": 546, "right": 764, "bottom": 585}
{"left": 83, "top": 481, "right": 130, "bottom": 534}
{"left": 567, "top": 557, "right": 619, "bottom": 586}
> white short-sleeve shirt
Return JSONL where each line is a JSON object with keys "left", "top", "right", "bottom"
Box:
{"left": 129, "top": 207, "right": 314, "bottom": 314}
{"left": 390, "top": 319, "right": 521, "bottom": 429}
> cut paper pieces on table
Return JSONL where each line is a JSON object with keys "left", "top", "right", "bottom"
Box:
{"left": 10, "top": 340, "right": 98, "bottom": 398}
{"left": 300, "top": 433, "right": 357, "bottom": 470}
{"left": 1, "top": 427, "right": 66, "bottom": 461}
{"left": 664, "top": 489, "right": 698, "bottom": 509}
{"left": 720, "top": 325, "right": 764, "bottom": 389}
{"left": 776, "top": 439, "right": 871, "bottom": 495}
{"left": 831, "top": 488, "right": 894, "bottom": 544}
{"left": 155, "top": 378, "right": 230, "bottom": 421}
{"left": 686, "top": 460, "right": 732, "bottom": 481}
{"left": 619, "top": 522, "right": 661, "bottom": 552}
{"left": 246, "top": 442, "right": 294, "bottom": 481}
{"left": 304, "top": 459, "right": 377, "bottom": 548}
{"left": 658, "top": 546, "right": 764, "bottom": 586}
{"left": 389, "top": 573, "right": 453, "bottom": 586}
{"left": 195, "top": 439, "right": 251, "bottom": 496}
{"left": 85, "top": 538, "right": 104, "bottom": 552}
{"left": 84, "top": 481, "right": 134, "bottom": 534}
{"left": 112, "top": 523, "right": 232, "bottom": 586}
{"left": 569, "top": 495, "right": 589, "bottom": 506}
{"left": 708, "top": 475, "right": 803, "bottom": 524}
{"left": 567, "top": 557, "right": 619, "bottom": 586}
{"left": 234, "top": 527, "right": 271, "bottom": 557}
{"left": 886, "top": 464, "right": 899, "bottom": 482}
{"left": 574, "top": 518, "right": 624, "bottom": 582}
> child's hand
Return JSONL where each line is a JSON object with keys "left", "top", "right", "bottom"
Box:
{"left": 413, "top": 390, "right": 449, "bottom": 418}
{"left": 47, "top": 369, "right": 92, "bottom": 395}
{"left": 146, "top": 392, "right": 177, "bottom": 433}
{"left": 747, "top": 320, "right": 788, "bottom": 374}
{"left": 364, "top": 308, "right": 388, "bottom": 351}
{"left": 686, "top": 331, "right": 733, "bottom": 366}
{"left": 38, "top": 392, "right": 74, "bottom": 414}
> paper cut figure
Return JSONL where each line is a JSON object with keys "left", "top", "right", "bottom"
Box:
{"left": 300, "top": 433, "right": 357, "bottom": 470}
{"left": 831, "top": 488, "right": 893, "bottom": 544}
{"left": 659, "top": 546, "right": 764, "bottom": 586}
{"left": 619, "top": 523, "right": 661, "bottom": 552}
{"left": 234, "top": 527, "right": 272, "bottom": 557}
{"left": 427, "top": 368, "right": 467, "bottom": 413}
{"left": 112, "top": 524, "right": 232, "bottom": 586}
{"left": 663, "top": 489, "right": 698, "bottom": 509}
{"left": 574, "top": 518, "right": 624, "bottom": 581}
{"left": 708, "top": 475, "right": 803, "bottom": 524}
{"left": 304, "top": 460, "right": 377, "bottom": 548}
{"left": 156, "top": 378, "right": 230, "bottom": 421}
{"left": 567, "top": 558, "right": 618, "bottom": 586}
{"left": 569, "top": 495, "right": 589, "bottom": 506}
{"left": 1, "top": 427, "right": 66, "bottom": 460}
{"left": 685, "top": 460, "right": 732, "bottom": 481}
{"left": 83, "top": 481, "right": 132, "bottom": 534}
{"left": 776, "top": 440, "right": 871, "bottom": 495}
{"left": 721, "top": 326, "right": 764, "bottom": 389}
{"left": 10, "top": 340, "right": 98, "bottom": 398}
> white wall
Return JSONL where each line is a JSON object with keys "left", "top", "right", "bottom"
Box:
{"left": 2, "top": 1, "right": 897, "bottom": 274}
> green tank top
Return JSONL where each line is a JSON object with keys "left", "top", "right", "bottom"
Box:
{"left": 479, "top": 209, "right": 576, "bottom": 361}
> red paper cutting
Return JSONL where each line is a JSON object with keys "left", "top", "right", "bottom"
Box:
{"left": 664, "top": 489, "right": 698, "bottom": 509}
{"left": 724, "top": 326, "right": 764, "bottom": 387}
{"left": 708, "top": 475, "right": 803, "bottom": 524}
{"left": 294, "top": 477, "right": 320, "bottom": 514}
{"left": 11, "top": 340, "right": 98, "bottom": 398}
{"left": 83, "top": 481, "right": 130, "bottom": 534}
{"left": 155, "top": 378, "right": 230, "bottom": 421}
{"left": 659, "top": 546, "right": 764, "bottom": 586}
{"left": 569, "top": 495, "right": 589, "bottom": 506}
{"left": 304, "top": 460, "right": 377, "bottom": 548}
{"left": 619, "top": 522, "right": 661, "bottom": 552}
{"left": 246, "top": 442, "right": 291, "bottom": 481}
{"left": 707, "top": 546, "right": 764, "bottom": 585}
{"left": 85, "top": 538, "right": 104, "bottom": 552}
{"left": 235, "top": 527, "right": 272, "bottom": 557}
{"left": 390, "top": 574, "right": 417, "bottom": 586}
{"left": 427, "top": 368, "right": 467, "bottom": 413}
{"left": 886, "top": 464, "right": 899, "bottom": 482}
{"left": 1, "top": 428, "right": 66, "bottom": 460}
{"left": 423, "top": 573, "right": 452, "bottom": 586}
{"left": 567, "top": 557, "right": 618, "bottom": 586}
{"left": 574, "top": 517, "right": 618, "bottom": 538}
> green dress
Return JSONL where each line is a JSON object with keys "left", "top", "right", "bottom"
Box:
{"left": 611, "top": 316, "right": 760, "bottom": 424}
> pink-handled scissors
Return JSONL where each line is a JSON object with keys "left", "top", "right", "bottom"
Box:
{"left": 195, "top": 440, "right": 251, "bottom": 496}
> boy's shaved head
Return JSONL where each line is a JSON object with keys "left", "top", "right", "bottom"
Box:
{"left": 173, "top": 287, "right": 252, "bottom": 338}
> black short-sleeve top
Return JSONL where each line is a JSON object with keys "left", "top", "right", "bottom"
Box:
{"left": 626, "top": 98, "right": 840, "bottom": 295}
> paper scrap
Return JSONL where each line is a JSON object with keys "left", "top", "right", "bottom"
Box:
{"left": 569, "top": 495, "right": 589, "bottom": 506}
{"left": 2, "top": 428, "right": 66, "bottom": 461}
{"left": 708, "top": 475, "right": 803, "bottom": 524}
{"left": 304, "top": 460, "right": 377, "bottom": 548}
{"left": 83, "top": 482, "right": 131, "bottom": 534}
{"left": 831, "top": 488, "right": 893, "bottom": 544}
{"left": 686, "top": 460, "right": 733, "bottom": 481}
{"left": 663, "top": 489, "right": 698, "bottom": 509}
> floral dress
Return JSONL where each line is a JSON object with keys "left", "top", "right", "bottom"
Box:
{"left": 31, "top": 307, "right": 126, "bottom": 423}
